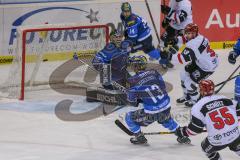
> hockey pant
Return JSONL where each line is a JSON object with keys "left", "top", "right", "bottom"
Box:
{"left": 130, "top": 35, "right": 165, "bottom": 62}
{"left": 180, "top": 63, "right": 213, "bottom": 103}
{"left": 201, "top": 136, "right": 240, "bottom": 160}
{"left": 125, "top": 108, "right": 179, "bottom": 133}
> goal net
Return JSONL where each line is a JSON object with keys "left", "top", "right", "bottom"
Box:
{"left": 1, "top": 23, "right": 109, "bottom": 100}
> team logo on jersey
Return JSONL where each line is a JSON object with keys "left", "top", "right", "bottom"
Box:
{"left": 213, "top": 134, "right": 222, "bottom": 141}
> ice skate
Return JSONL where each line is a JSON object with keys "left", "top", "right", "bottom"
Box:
{"left": 130, "top": 132, "right": 148, "bottom": 145}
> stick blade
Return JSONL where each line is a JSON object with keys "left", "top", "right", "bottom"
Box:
{"left": 115, "top": 119, "right": 134, "bottom": 136}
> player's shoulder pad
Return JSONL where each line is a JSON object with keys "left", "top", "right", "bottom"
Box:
{"left": 186, "top": 34, "right": 203, "bottom": 49}
{"left": 103, "top": 43, "right": 118, "bottom": 52}
{"left": 127, "top": 14, "right": 139, "bottom": 26}
{"left": 178, "top": 0, "right": 192, "bottom": 11}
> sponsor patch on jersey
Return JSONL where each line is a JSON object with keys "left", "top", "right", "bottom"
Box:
{"left": 127, "top": 20, "right": 136, "bottom": 26}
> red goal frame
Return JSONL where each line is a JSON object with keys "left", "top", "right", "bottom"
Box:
{"left": 19, "top": 24, "right": 109, "bottom": 100}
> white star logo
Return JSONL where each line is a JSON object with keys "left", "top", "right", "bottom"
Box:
{"left": 86, "top": 9, "right": 99, "bottom": 23}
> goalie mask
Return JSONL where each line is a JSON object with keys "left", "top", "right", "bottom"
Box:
{"left": 199, "top": 79, "right": 215, "bottom": 97}
{"left": 129, "top": 55, "right": 147, "bottom": 73}
{"left": 110, "top": 30, "right": 123, "bottom": 47}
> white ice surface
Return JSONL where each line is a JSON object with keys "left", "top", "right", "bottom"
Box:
{"left": 0, "top": 49, "right": 239, "bottom": 160}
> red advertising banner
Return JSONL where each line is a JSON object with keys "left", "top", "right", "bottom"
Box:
{"left": 160, "top": 0, "right": 239, "bottom": 46}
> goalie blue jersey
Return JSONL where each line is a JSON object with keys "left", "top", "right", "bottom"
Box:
{"left": 120, "top": 13, "right": 151, "bottom": 42}
{"left": 92, "top": 42, "right": 129, "bottom": 81}
{"left": 127, "top": 70, "right": 171, "bottom": 113}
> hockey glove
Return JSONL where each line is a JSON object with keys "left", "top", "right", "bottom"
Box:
{"left": 228, "top": 51, "right": 238, "bottom": 64}
{"left": 167, "top": 45, "right": 179, "bottom": 55}
{"left": 165, "top": 37, "right": 178, "bottom": 46}
{"left": 161, "top": 5, "right": 171, "bottom": 15}
{"left": 162, "top": 18, "right": 171, "bottom": 29}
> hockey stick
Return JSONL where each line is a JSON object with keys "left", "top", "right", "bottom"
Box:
{"left": 115, "top": 119, "right": 175, "bottom": 136}
{"left": 215, "top": 64, "right": 240, "bottom": 94}
{"left": 115, "top": 119, "right": 207, "bottom": 136}
{"left": 163, "top": 0, "right": 166, "bottom": 6}
{"left": 74, "top": 54, "right": 161, "bottom": 98}
{"left": 145, "top": 0, "right": 161, "bottom": 43}
{"left": 215, "top": 73, "right": 240, "bottom": 88}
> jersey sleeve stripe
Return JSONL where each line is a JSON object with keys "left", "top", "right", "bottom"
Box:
{"left": 186, "top": 128, "right": 198, "bottom": 136}
{"left": 187, "top": 116, "right": 205, "bottom": 134}
{"left": 177, "top": 54, "right": 183, "bottom": 64}
{"left": 174, "top": 13, "right": 180, "bottom": 24}
{"left": 181, "top": 36, "right": 186, "bottom": 44}
{"left": 191, "top": 116, "right": 205, "bottom": 128}
{"left": 188, "top": 123, "right": 204, "bottom": 133}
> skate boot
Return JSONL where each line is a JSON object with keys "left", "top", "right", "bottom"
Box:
{"left": 176, "top": 95, "right": 190, "bottom": 104}
{"left": 177, "top": 136, "right": 191, "bottom": 144}
{"left": 184, "top": 100, "right": 196, "bottom": 107}
{"left": 130, "top": 132, "right": 147, "bottom": 144}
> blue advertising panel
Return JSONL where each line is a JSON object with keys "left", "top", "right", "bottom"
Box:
{"left": 0, "top": 0, "right": 82, "bottom": 4}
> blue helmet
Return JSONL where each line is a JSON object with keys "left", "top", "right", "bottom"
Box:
{"left": 129, "top": 55, "right": 147, "bottom": 72}
{"left": 121, "top": 2, "right": 132, "bottom": 12}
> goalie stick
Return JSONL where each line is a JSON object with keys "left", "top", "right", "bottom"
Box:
{"left": 73, "top": 54, "right": 133, "bottom": 112}
{"left": 73, "top": 54, "right": 127, "bottom": 93}
{"left": 74, "top": 53, "right": 162, "bottom": 99}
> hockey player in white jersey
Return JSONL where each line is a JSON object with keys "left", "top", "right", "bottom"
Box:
{"left": 160, "top": 0, "right": 192, "bottom": 68}
{"left": 175, "top": 79, "right": 240, "bottom": 160}
{"left": 167, "top": 23, "right": 219, "bottom": 107}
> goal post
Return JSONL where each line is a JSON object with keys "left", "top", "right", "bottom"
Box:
{"left": 4, "top": 23, "right": 109, "bottom": 100}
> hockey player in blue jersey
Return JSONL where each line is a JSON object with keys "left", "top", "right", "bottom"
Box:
{"left": 121, "top": 55, "right": 190, "bottom": 144}
{"left": 120, "top": 2, "right": 168, "bottom": 66}
{"left": 228, "top": 39, "right": 240, "bottom": 105}
{"left": 91, "top": 30, "right": 131, "bottom": 90}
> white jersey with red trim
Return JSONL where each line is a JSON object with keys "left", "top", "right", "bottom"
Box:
{"left": 172, "top": 34, "right": 219, "bottom": 72}
{"left": 190, "top": 95, "right": 240, "bottom": 146}
{"left": 167, "top": 0, "right": 193, "bottom": 30}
